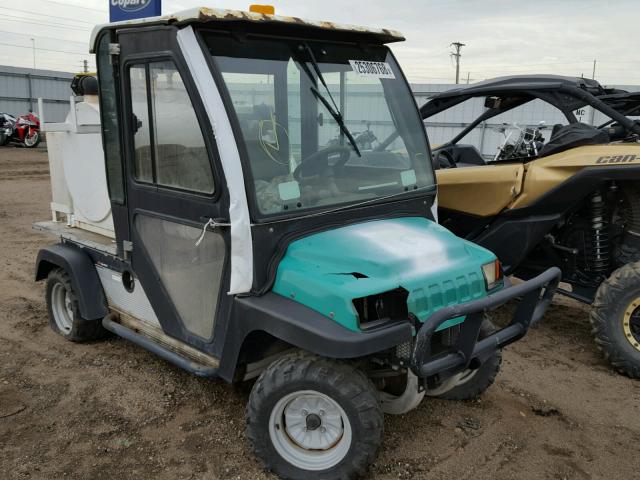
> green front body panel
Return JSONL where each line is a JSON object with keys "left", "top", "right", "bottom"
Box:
{"left": 272, "top": 217, "right": 497, "bottom": 332}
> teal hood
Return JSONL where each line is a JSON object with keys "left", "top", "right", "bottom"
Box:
{"left": 272, "top": 217, "right": 497, "bottom": 332}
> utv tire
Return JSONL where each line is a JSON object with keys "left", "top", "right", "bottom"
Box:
{"left": 591, "top": 263, "right": 640, "bottom": 378}
{"left": 246, "top": 352, "right": 383, "bottom": 480}
{"left": 426, "top": 318, "right": 502, "bottom": 400}
{"left": 46, "top": 268, "right": 106, "bottom": 342}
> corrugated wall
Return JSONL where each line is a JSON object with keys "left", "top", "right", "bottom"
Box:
{"left": 1, "top": 64, "right": 638, "bottom": 153}
{"left": 0, "top": 65, "right": 74, "bottom": 123}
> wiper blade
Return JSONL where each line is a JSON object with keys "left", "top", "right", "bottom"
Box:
{"left": 303, "top": 43, "right": 341, "bottom": 114}
{"left": 310, "top": 86, "right": 361, "bottom": 158}
{"left": 294, "top": 43, "right": 361, "bottom": 157}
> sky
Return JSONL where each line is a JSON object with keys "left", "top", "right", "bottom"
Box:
{"left": 1, "top": 0, "right": 639, "bottom": 86}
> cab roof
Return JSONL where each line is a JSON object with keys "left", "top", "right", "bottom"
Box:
{"left": 90, "top": 6, "right": 405, "bottom": 53}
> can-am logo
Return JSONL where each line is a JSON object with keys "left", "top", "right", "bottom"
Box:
{"left": 596, "top": 154, "right": 639, "bottom": 164}
{"left": 111, "top": 0, "right": 151, "bottom": 12}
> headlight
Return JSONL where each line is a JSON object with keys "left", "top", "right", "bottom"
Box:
{"left": 482, "top": 259, "right": 503, "bottom": 290}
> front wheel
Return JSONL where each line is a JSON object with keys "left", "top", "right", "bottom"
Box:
{"left": 426, "top": 318, "right": 502, "bottom": 400}
{"left": 246, "top": 352, "right": 383, "bottom": 480}
{"left": 591, "top": 263, "right": 640, "bottom": 378}
{"left": 23, "top": 129, "right": 40, "bottom": 148}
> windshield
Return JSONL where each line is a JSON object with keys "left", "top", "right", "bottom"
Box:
{"left": 204, "top": 32, "right": 434, "bottom": 216}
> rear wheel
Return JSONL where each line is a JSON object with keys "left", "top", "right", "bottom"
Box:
{"left": 591, "top": 262, "right": 640, "bottom": 378}
{"left": 426, "top": 318, "right": 502, "bottom": 400}
{"left": 246, "top": 352, "right": 383, "bottom": 480}
{"left": 46, "top": 268, "right": 106, "bottom": 342}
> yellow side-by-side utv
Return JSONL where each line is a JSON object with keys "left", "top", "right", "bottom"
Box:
{"left": 421, "top": 75, "right": 640, "bottom": 377}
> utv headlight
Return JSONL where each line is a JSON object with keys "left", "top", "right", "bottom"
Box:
{"left": 482, "top": 259, "right": 503, "bottom": 290}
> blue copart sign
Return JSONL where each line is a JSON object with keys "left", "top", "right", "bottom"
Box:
{"left": 109, "top": 0, "right": 161, "bottom": 22}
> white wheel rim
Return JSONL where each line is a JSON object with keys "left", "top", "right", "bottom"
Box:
{"left": 24, "top": 131, "right": 38, "bottom": 147}
{"left": 51, "top": 282, "right": 73, "bottom": 333}
{"left": 269, "top": 390, "right": 352, "bottom": 471}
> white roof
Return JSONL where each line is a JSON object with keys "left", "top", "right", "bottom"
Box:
{"left": 90, "top": 7, "right": 404, "bottom": 52}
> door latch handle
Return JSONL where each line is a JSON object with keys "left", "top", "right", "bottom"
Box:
{"left": 195, "top": 217, "right": 230, "bottom": 247}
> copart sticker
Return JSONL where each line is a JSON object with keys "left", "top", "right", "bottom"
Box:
{"left": 349, "top": 60, "right": 396, "bottom": 79}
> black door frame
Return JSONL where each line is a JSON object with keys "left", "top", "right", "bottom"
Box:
{"left": 116, "top": 26, "right": 231, "bottom": 353}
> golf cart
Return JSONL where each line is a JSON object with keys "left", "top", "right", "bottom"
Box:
{"left": 422, "top": 75, "right": 640, "bottom": 378}
{"left": 33, "top": 9, "right": 559, "bottom": 479}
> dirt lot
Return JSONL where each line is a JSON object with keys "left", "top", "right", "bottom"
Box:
{"left": 0, "top": 147, "right": 639, "bottom": 480}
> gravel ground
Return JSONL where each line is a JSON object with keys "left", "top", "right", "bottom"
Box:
{"left": 0, "top": 147, "right": 638, "bottom": 480}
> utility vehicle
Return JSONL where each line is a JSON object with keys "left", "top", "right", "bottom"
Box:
{"left": 33, "top": 9, "right": 559, "bottom": 479}
{"left": 422, "top": 75, "right": 640, "bottom": 378}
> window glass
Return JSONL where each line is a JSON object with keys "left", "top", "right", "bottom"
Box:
{"left": 149, "top": 61, "right": 214, "bottom": 194}
{"left": 128, "top": 60, "right": 215, "bottom": 194}
{"left": 96, "top": 34, "right": 124, "bottom": 203}
{"left": 208, "top": 35, "right": 434, "bottom": 216}
{"left": 135, "top": 214, "right": 225, "bottom": 339}
{"left": 129, "top": 65, "right": 153, "bottom": 182}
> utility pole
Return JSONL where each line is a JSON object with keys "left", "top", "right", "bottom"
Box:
{"left": 450, "top": 42, "right": 465, "bottom": 84}
{"left": 30, "top": 38, "right": 36, "bottom": 70}
{"left": 466, "top": 72, "right": 471, "bottom": 84}
{"left": 592, "top": 59, "right": 597, "bottom": 80}
{"left": 83, "top": 59, "right": 89, "bottom": 73}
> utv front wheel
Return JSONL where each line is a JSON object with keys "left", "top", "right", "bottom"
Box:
{"left": 426, "top": 318, "right": 502, "bottom": 400}
{"left": 46, "top": 268, "right": 106, "bottom": 342}
{"left": 591, "top": 263, "right": 640, "bottom": 378}
{"left": 246, "top": 352, "right": 383, "bottom": 480}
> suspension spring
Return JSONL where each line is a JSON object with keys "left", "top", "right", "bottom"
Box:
{"left": 588, "top": 190, "right": 610, "bottom": 274}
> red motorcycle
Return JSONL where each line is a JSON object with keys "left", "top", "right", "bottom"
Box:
{"left": 0, "top": 112, "right": 41, "bottom": 148}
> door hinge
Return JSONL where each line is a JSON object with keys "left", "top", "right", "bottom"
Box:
{"left": 108, "top": 43, "right": 121, "bottom": 56}
{"left": 122, "top": 240, "right": 133, "bottom": 260}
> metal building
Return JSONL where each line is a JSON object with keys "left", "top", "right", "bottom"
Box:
{"left": 1, "top": 63, "right": 638, "bottom": 156}
{"left": 0, "top": 65, "right": 74, "bottom": 123}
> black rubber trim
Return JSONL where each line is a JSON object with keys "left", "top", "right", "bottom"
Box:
{"left": 216, "top": 292, "right": 413, "bottom": 382}
{"left": 102, "top": 314, "right": 219, "bottom": 377}
{"left": 412, "top": 267, "right": 561, "bottom": 379}
{"left": 35, "top": 243, "right": 109, "bottom": 321}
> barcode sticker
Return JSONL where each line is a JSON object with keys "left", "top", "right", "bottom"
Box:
{"left": 349, "top": 60, "right": 396, "bottom": 79}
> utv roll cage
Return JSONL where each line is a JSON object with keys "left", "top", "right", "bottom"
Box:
{"left": 421, "top": 75, "right": 640, "bottom": 152}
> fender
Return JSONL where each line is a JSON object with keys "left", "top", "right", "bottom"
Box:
{"left": 217, "top": 292, "right": 413, "bottom": 382}
{"left": 35, "top": 243, "right": 109, "bottom": 320}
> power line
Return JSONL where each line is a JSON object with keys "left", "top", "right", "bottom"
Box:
{"left": 35, "top": 0, "right": 107, "bottom": 13}
{"left": 0, "top": 30, "right": 87, "bottom": 45}
{"left": 0, "top": 7, "right": 97, "bottom": 25}
{"left": 0, "top": 41, "right": 91, "bottom": 56}
{"left": 0, "top": 14, "right": 91, "bottom": 32}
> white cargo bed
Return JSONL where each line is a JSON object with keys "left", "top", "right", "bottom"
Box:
{"left": 33, "top": 221, "right": 117, "bottom": 257}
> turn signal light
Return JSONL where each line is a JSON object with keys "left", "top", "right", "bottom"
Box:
{"left": 482, "top": 259, "right": 503, "bottom": 291}
{"left": 249, "top": 4, "right": 275, "bottom": 14}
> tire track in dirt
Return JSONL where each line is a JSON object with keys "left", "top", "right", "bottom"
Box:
{"left": 1, "top": 148, "right": 639, "bottom": 480}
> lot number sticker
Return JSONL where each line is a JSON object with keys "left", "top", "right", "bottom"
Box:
{"left": 349, "top": 60, "right": 396, "bottom": 79}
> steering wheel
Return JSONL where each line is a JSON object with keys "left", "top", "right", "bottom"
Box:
{"left": 435, "top": 149, "right": 457, "bottom": 169}
{"left": 293, "top": 145, "right": 353, "bottom": 180}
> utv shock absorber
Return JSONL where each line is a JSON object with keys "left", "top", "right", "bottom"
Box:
{"left": 588, "top": 190, "right": 610, "bottom": 274}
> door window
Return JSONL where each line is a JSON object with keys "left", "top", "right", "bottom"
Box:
{"left": 128, "top": 60, "right": 215, "bottom": 194}
{"left": 96, "top": 33, "right": 125, "bottom": 203}
{"left": 135, "top": 214, "right": 225, "bottom": 339}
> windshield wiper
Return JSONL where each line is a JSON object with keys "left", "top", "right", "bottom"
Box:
{"left": 296, "top": 43, "right": 361, "bottom": 157}
{"left": 309, "top": 87, "right": 361, "bottom": 157}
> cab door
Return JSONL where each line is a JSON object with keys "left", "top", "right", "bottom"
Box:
{"left": 118, "top": 27, "right": 228, "bottom": 352}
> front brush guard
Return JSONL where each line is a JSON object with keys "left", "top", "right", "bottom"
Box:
{"left": 411, "top": 267, "right": 561, "bottom": 380}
